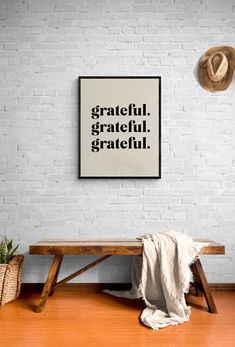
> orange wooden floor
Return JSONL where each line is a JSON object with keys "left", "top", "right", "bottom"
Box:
{"left": 0, "top": 285, "right": 234, "bottom": 347}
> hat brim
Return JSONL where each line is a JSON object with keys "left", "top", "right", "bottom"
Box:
{"left": 199, "top": 46, "right": 235, "bottom": 92}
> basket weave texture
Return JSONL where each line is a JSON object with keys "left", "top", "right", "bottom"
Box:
{"left": 0, "top": 255, "right": 24, "bottom": 306}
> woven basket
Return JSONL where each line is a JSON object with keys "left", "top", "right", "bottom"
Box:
{"left": 0, "top": 255, "right": 24, "bottom": 306}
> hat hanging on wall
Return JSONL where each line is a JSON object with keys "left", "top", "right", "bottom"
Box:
{"left": 199, "top": 46, "right": 235, "bottom": 92}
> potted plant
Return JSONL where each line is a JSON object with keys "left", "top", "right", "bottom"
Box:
{"left": 0, "top": 237, "right": 24, "bottom": 306}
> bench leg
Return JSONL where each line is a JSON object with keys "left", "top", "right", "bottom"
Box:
{"left": 191, "top": 264, "right": 203, "bottom": 297}
{"left": 35, "top": 255, "right": 63, "bottom": 313}
{"left": 49, "top": 256, "right": 63, "bottom": 296}
{"left": 191, "top": 259, "right": 217, "bottom": 314}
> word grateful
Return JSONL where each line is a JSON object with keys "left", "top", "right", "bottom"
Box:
{"left": 91, "top": 137, "right": 150, "bottom": 153}
{"left": 91, "top": 103, "right": 150, "bottom": 119}
{"left": 91, "top": 120, "right": 150, "bottom": 136}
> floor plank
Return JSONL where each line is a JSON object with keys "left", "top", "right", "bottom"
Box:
{"left": 0, "top": 285, "right": 234, "bottom": 347}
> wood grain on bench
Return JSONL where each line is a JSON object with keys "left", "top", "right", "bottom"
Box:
{"left": 29, "top": 238, "right": 225, "bottom": 255}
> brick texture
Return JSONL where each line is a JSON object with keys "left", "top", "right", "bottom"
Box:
{"left": 0, "top": 0, "right": 234, "bottom": 283}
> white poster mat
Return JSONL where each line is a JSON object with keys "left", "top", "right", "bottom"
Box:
{"left": 79, "top": 77, "right": 161, "bottom": 178}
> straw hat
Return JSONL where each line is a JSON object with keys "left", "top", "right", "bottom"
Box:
{"left": 199, "top": 46, "right": 235, "bottom": 92}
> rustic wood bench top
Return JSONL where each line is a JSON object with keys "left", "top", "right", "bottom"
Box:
{"left": 29, "top": 238, "right": 225, "bottom": 255}
{"left": 29, "top": 238, "right": 225, "bottom": 314}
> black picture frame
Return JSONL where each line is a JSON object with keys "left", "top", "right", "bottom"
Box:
{"left": 79, "top": 76, "right": 161, "bottom": 179}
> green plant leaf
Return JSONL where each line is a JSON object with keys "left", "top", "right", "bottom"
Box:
{"left": 0, "top": 237, "right": 19, "bottom": 263}
{"left": 7, "top": 244, "right": 19, "bottom": 262}
{"left": 7, "top": 239, "right": 13, "bottom": 252}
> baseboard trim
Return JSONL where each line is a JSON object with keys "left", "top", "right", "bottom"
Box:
{"left": 208, "top": 283, "right": 235, "bottom": 291}
{"left": 21, "top": 283, "right": 235, "bottom": 292}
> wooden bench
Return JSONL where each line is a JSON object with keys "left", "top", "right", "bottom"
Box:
{"left": 29, "top": 238, "right": 225, "bottom": 313}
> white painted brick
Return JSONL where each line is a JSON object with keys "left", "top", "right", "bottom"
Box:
{"left": 0, "top": 0, "right": 234, "bottom": 283}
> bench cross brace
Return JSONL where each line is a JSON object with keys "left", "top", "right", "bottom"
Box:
{"left": 35, "top": 254, "right": 111, "bottom": 313}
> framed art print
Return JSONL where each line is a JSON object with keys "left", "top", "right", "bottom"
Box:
{"left": 79, "top": 76, "right": 161, "bottom": 178}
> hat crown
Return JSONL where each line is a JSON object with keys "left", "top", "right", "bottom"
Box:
{"left": 207, "top": 52, "right": 228, "bottom": 82}
{"left": 199, "top": 46, "right": 235, "bottom": 92}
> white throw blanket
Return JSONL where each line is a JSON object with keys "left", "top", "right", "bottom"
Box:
{"left": 104, "top": 230, "right": 207, "bottom": 330}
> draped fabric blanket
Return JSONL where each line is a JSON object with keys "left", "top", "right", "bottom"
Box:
{"left": 104, "top": 230, "right": 208, "bottom": 330}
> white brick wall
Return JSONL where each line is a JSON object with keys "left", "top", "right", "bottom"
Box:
{"left": 0, "top": 0, "right": 234, "bottom": 283}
